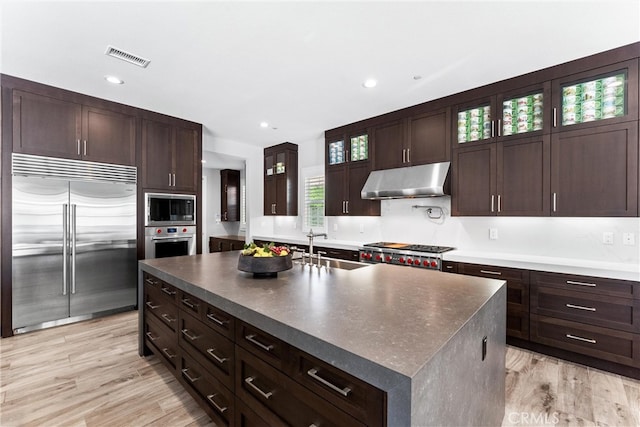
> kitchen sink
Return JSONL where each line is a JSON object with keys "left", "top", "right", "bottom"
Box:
{"left": 293, "top": 258, "right": 369, "bottom": 270}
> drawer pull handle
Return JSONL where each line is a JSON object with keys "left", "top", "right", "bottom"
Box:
{"left": 480, "top": 270, "right": 502, "bottom": 276}
{"left": 181, "top": 328, "right": 200, "bottom": 341}
{"left": 245, "top": 334, "right": 274, "bottom": 352}
{"left": 161, "top": 347, "right": 177, "bottom": 359}
{"left": 145, "top": 331, "right": 158, "bottom": 341}
{"left": 161, "top": 314, "right": 176, "bottom": 323}
{"left": 566, "top": 334, "right": 596, "bottom": 344}
{"left": 206, "top": 348, "right": 229, "bottom": 364}
{"left": 145, "top": 301, "right": 159, "bottom": 309}
{"left": 181, "top": 298, "right": 198, "bottom": 309}
{"left": 206, "top": 393, "right": 228, "bottom": 414}
{"left": 206, "top": 313, "right": 230, "bottom": 326}
{"left": 181, "top": 368, "right": 200, "bottom": 383}
{"left": 307, "top": 368, "right": 352, "bottom": 397}
{"left": 566, "top": 303, "right": 596, "bottom": 312}
{"left": 145, "top": 278, "right": 156, "bottom": 286}
{"left": 161, "top": 287, "right": 176, "bottom": 296}
{"left": 244, "top": 376, "right": 273, "bottom": 399}
{"left": 566, "top": 280, "right": 596, "bottom": 288}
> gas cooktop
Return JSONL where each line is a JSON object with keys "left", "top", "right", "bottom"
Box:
{"left": 362, "top": 242, "right": 455, "bottom": 254}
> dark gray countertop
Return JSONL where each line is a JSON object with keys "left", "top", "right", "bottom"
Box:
{"left": 140, "top": 252, "right": 503, "bottom": 379}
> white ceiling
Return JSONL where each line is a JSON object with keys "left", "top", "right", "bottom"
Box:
{"left": 2, "top": 1, "right": 639, "bottom": 159}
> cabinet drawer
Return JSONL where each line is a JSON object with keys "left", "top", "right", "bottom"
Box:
{"left": 314, "top": 246, "right": 358, "bottom": 261}
{"left": 179, "top": 291, "right": 203, "bottom": 317}
{"left": 531, "top": 285, "right": 639, "bottom": 332}
{"left": 144, "top": 313, "right": 179, "bottom": 371}
{"left": 531, "top": 271, "right": 638, "bottom": 299}
{"left": 530, "top": 314, "right": 639, "bottom": 367}
{"left": 442, "top": 261, "right": 458, "bottom": 273}
{"left": 180, "top": 352, "right": 235, "bottom": 426}
{"left": 290, "top": 349, "right": 385, "bottom": 427}
{"left": 235, "top": 397, "right": 270, "bottom": 427}
{"left": 236, "top": 321, "right": 289, "bottom": 371}
{"left": 203, "top": 303, "right": 236, "bottom": 340}
{"left": 236, "top": 346, "right": 365, "bottom": 427}
{"left": 507, "top": 307, "right": 529, "bottom": 340}
{"left": 144, "top": 284, "right": 179, "bottom": 331}
{"left": 459, "top": 263, "right": 529, "bottom": 308}
{"left": 144, "top": 273, "right": 178, "bottom": 302}
{"left": 179, "top": 310, "right": 235, "bottom": 390}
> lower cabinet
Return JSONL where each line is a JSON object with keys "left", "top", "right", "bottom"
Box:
{"left": 210, "top": 236, "right": 245, "bottom": 253}
{"left": 142, "top": 272, "right": 386, "bottom": 426}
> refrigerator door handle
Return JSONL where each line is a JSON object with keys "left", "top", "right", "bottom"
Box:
{"left": 71, "top": 204, "right": 77, "bottom": 295}
{"left": 63, "top": 204, "right": 69, "bottom": 296}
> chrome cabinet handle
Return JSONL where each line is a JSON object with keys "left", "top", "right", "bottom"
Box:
{"left": 497, "top": 195, "right": 501, "bottom": 213}
{"left": 181, "top": 368, "right": 200, "bottom": 383}
{"left": 161, "top": 287, "right": 176, "bottom": 296}
{"left": 244, "top": 376, "right": 273, "bottom": 399}
{"left": 402, "top": 148, "right": 406, "bottom": 164}
{"left": 491, "top": 120, "right": 495, "bottom": 138}
{"left": 497, "top": 119, "right": 502, "bottom": 137}
{"left": 480, "top": 270, "right": 502, "bottom": 276}
{"left": 145, "top": 331, "right": 158, "bottom": 341}
{"left": 181, "top": 298, "right": 198, "bottom": 310}
{"left": 206, "top": 394, "right": 228, "bottom": 414}
{"left": 83, "top": 140, "right": 87, "bottom": 156}
{"left": 491, "top": 195, "right": 495, "bottom": 213}
{"left": 206, "top": 348, "right": 229, "bottom": 364}
{"left": 566, "top": 334, "right": 596, "bottom": 344}
{"left": 162, "top": 347, "right": 177, "bottom": 359}
{"left": 307, "top": 368, "right": 351, "bottom": 397}
{"left": 206, "top": 313, "right": 229, "bottom": 326}
{"left": 71, "top": 204, "right": 77, "bottom": 294}
{"left": 407, "top": 148, "right": 410, "bottom": 163}
{"left": 181, "top": 328, "right": 199, "bottom": 341}
{"left": 145, "top": 301, "right": 159, "bottom": 309}
{"left": 161, "top": 313, "right": 176, "bottom": 323}
{"left": 566, "top": 280, "right": 597, "bottom": 288}
{"left": 245, "top": 334, "right": 274, "bottom": 352}
{"left": 345, "top": 200, "right": 349, "bottom": 214}
{"left": 169, "top": 173, "right": 172, "bottom": 187}
{"left": 553, "top": 192, "right": 557, "bottom": 212}
{"left": 566, "top": 303, "right": 596, "bottom": 312}
{"left": 77, "top": 139, "right": 81, "bottom": 155}
{"left": 144, "top": 278, "right": 156, "bottom": 286}
{"left": 553, "top": 107, "right": 557, "bottom": 127}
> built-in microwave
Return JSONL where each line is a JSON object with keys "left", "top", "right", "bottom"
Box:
{"left": 145, "top": 193, "right": 196, "bottom": 226}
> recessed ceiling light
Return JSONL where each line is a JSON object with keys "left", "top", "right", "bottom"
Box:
{"left": 362, "top": 78, "right": 377, "bottom": 88}
{"left": 105, "top": 75, "right": 124, "bottom": 85}
{"left": 260, "top": 121, "right": 269, "bottom": 128}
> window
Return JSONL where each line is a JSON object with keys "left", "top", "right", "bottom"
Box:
{"left": 304, "top": 175, "right": 324, "bottom": 228}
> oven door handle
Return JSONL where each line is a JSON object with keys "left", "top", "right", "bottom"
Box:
{"left": 151, "top": 237, "right": 192, "bottom": 243}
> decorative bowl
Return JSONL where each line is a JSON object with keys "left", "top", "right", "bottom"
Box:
{"left": 237, "top": 254, "right": 293, "bottom": 277}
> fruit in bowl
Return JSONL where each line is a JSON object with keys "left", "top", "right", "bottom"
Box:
{"left": 241, "top": 242, "right": 289, "bottom": 257}
{"left": 238, "top": 242, "right": 292, "bottom": 276}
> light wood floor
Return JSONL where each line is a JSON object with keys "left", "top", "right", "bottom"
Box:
{"left": 1, "top": 311, "right": 638, "bottom": 427}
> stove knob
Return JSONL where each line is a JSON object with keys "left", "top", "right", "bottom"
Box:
{"left": 385, "top": 255, "right": 392, "bottom": 262}
{"left": 414, "top": 259, "right": 420, "bottom": 265}
{"left": 406, "top": 258, "right": 413, "bottom": 265}
{"left": 375, "top": 254, "right": 382, "bottom": 261}
{"left": 367, "top": 253, "right": 373, "bottom": 260}
{"left": 182, "top": 228, "right": 187, "bottom": 233}
{"left": 360, "top": 253, "right": 366, "bottom": 259}
{"left": 423, "top": 260, "right": 429, "bottom": 267}
{"left": 431, "top": 260, "right": 438, "bottom": 268}
{"left": 399, "top": 257, "right": 405, "bottom": 263}
{"left": 157, "top": 229, "right": 162, "bottom": 234}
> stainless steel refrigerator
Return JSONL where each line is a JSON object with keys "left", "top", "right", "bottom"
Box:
{"left": 11, "top": 154, "right": 137, "bottom": 334}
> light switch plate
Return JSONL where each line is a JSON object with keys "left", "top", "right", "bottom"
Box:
{"left": 623, "top": 232, "right": 635, "bottom": 246}
{"left": 489, "top": 228, "right": 498, "bottom": 240}
{"left": 602, "top": 232, "right": 614, "bottom": 245}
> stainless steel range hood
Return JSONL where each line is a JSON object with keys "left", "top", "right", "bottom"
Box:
{"left": 361, "top": 161, "right": 450, "bottom": 199}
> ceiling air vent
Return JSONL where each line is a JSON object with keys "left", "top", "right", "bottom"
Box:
{"left": 104, "top": 45, "right": 151, "bottom": 68}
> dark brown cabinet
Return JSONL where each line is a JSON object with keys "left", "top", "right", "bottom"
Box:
{"left": 457, "top": 263, "right": 530, "bottom": 340}
{"left": 452, "top": 134, "right": 551, "bottom": 216}
{"left": 550, "top": 121, "right": 638, "bottom": 216}
{"left": 221, "top": 169, "right": 241, "bottom": 221}
{"left": 371, "top": 108, "right": 451, "bottom": 170}
{"left": 141, "top": 272, "right": 386, "bottom": 427}
{"left": 530, "top": 271, "right": 639, "bottom": 367}
{"left": 325, "top": 131, "right": 380, "bottom": 216}
{"left": 264, "top": 143, "right": 297, "bottom": 216}
{"left": 142, "top": 118, "right": 199, "bottom": 192}
{"left": 210, "top": 236, "right": 245, "bottom": 253}
{"left": 12, "top": 90, "right": 136, "bottom": 165}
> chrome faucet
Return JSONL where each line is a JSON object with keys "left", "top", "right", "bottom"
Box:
{"left": 306, "top": 229, "right": 327, "bottom": 264}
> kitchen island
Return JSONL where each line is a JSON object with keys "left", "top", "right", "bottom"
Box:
{"left": 138, "top": 252, "right": 506, "bottom": 426}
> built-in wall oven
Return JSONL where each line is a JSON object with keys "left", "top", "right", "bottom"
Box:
{"left": 144, "top": 193, "right": 197, "bottom": 259}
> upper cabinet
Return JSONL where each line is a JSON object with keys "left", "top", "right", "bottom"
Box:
{"left": 221, "top": 169, "right": 240, "bottom": 222}
{"left": 142, "top": 118, "right": 200, "bottom": 193}
{"left": 264, "top": 142, "right": 297, "bottom": 216}
{"left": 12, "top": 90, "right": 136, "bottom": 166}
{"left": 373, "top": 108, "right": 450, "bottom": 170}
{"left": 325, "top": 131, "right": 380, "bottom": 216}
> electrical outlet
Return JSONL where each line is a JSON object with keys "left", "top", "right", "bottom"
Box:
{"left": 623, "top": 232, "right": 635, "bottom": 246}
{"left": 333, "top": 223, "right": 338, "bottom": 232}
{"left": 489, "top": 228, "right": 498, "bottom": 240}
{"left": 602, "top": 232, "right": 614, "bottom": 245}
